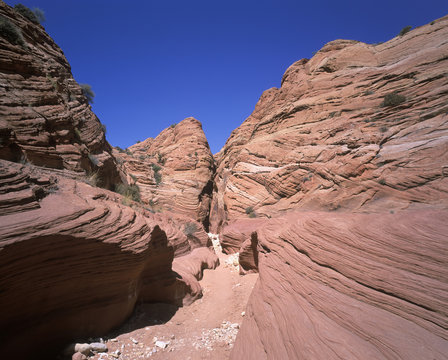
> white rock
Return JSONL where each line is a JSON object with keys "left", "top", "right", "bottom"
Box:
{"left": 131, "top": 338, "right": 138, "bottom": 344}
{"left": 110, "top": 338, "right": 118, "bottom": 342}
{"left": 241, "top": 311, "right": 246, "bottom": 316}
{"left": 74, "top": 343, "right": 91, "bottom": 356}
{"left": 155, "top": 340, "right": 169, "bottom": 349}
{"left": 90, "top": 342, "right": 108, "bottom": 352}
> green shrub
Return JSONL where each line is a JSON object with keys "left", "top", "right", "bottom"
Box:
{"left": 245, "top": 206, "right": 254, "bottom": 214}
{"left": 248, "top": 212, "right": 257, "bottom": 218}
{"left": 398, "top": 26, "right": 412, "bottom": 36}
{"left": 184, "top": 222, "right": 198, "bottom": 237}
{"left": 151, "top": 163, "right": 162, "bottom": 185}
{"left": 381, "top": 92, "right": 406, "bottom": 107}
{"left": 115, "top": 183, "right": 141, "bottom": 202}
{"left": 80, "top": 83, "right": 95, "bottom": 104}
{"left": 0, "top": 16, "right": 25, "bottom": 45}
{"left": 157, "top": 153, "right": 165, "bottom": 165}
{"left": 14, "top": 4, "right": 44, "bottom": 24}
{"left": 32, "top": 8, "right": 45, "bottom": 23}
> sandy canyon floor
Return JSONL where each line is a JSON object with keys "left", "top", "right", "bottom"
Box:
{"left": 89, "top": 236, "right": 258, "bottom": 360}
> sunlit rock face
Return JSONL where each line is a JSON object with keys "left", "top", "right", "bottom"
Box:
{"left": 210, "top": 15, "right": 448, "bottom": 360}
{"left": 0, "top": 3, "right": 218, "bottom": 358}
{"left": 0, "top": 2, "right": 121, "bottom": 189}
{"left": 210, "top": 15, "right": 448, "bottom": 233}
{"left": 231, "top": 210, "right": 448, "bottom": 359}
{"left": 114, "top": 117, "right": 215, "bottom": 229}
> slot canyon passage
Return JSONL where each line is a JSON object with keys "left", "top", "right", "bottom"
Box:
{"left": 0, "top": 2, "right": 448, "bottom": 359}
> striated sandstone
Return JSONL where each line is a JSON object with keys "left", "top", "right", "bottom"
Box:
{"left": 231, "top": 210, "right": 448, "bottom": 359}
{"left": 210, "top": 16, "right": 448, "bottom": 232}
{"left": 114, "top": 117, "right": 215, "bottom": 229}
{"left": 0, "top": 159, "right": 217, "bottom": 359}
{"left": 0, "top": 2, "right": 121, "bottom": 189}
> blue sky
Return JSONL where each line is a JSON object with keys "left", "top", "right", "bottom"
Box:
{"left": 6, "top": 0, "right": 448, "bottom": 153}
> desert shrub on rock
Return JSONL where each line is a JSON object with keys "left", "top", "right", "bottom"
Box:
{"left": 381, "top": 92, "right": 406, "bottom": 107}
{"left": 398, "top": 25, "right": 412, "bottom": 36}
{"left": 80, "top": 83, "right": 95, "bottom": 104}
{"left": 14, "top": 4, "right": 44, "bottom": 24}
{"left": 115, "top": 183, "right": 141, "bottom": 203}
{"left": 184, "top": 222, "right": 198, "bottom": 237}
{"left": 0, "top": 16, "right": 24, "bottom": 45}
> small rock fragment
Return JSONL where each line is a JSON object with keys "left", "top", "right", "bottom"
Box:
{"left": 74, "top": 343, "right": 91, "bottom": 356}
{"left": 155, "top": 340, "right": 169, "bottom": 349}
{"left": 72, "top": 352, "right": 87, "bottom": 360}
{"left": 241, "top": 311, "right": 245, "bottom": 316}
{"left": 131, "top": 338, "right": 138, "bottom": 344}
{"left": 110, "top": 338, "right": 118, "bottom": 342}
{"left": 90, "top": 342, "right": 108, "bottom": 352}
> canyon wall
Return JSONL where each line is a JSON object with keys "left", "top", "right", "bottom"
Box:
{"left": 114, "top": 117, "right": 215, "bottom": 229}
{"left": 211, "top": 15, "right": 448, "bottom": 233}
{"left": 224, "top": 15, "right": 448, "bottom": 359}
{"left": 0, "top": 2, "right": 121, "bottom": 189}
{"left": 0, "top": 160, "right": 217, "bottom": 358}
{"left": 0, "top": 3, "right": 217, "bottom": 358}
{"left": 231, "top": 210, "right": 448, "bottom": 359}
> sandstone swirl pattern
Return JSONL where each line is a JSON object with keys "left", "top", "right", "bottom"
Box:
{"left": 211, "top": 15, "right": 448, "bottom": 232}
{"left": 114, "top": 117, "right": 215, "bottom": 229}
{"left": 0, "top": 160, "right": 217, "bottom": 359}
{"left": 231, "top": 211, "right": 448, "bottom": 359}
{"left": 220, "top": 16, "right": 448, "bottom": 360}
{"left": 0, "top": 2, "right": 121, "bottom": 189}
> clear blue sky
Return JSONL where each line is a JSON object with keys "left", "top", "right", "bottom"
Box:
{"left": 5, "top": 0, "right": 448, "bottom": 153}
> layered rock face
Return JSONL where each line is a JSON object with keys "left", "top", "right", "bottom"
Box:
{"left": 114, "top": 117, "right": 215, "bottom": 229}
{"left": 223, "top": 16, "right": 448, "bottom": 359}
{"left": 0, "top": 160, "right": 217, "bottom": 359}
{"left": 0, "top": 5, "right": 218, "bottom": 357}
{"left": 210, "top": 16, "right": 448, "bottom": 232}
{"left": 0, "top": 2, "right": 121, "bottom": 189}
{"left": 231, "top": 210, "right": 448, "bottom": 359}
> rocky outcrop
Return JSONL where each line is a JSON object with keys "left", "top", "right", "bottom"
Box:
{"left": 210, "top": 16, "right": 448, "bottom": 232}
{"left": 0, "top": 159, "right": 217, "bottom": 359}
{"left": 231, "top": 210, "right": 448, "bottom": 359}
{"left": 114, "top": 117, "right": 215, "bottom": 229}
{"left": 0, "top": 2, "right": 121, "bottom": 189}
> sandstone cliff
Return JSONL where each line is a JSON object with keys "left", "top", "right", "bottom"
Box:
{"left": 0, "top": 159, "right": 218, "bottom": 359}
{"left": 222, "top": 16, "right": 448, "bottom": 360}
{"left": 114, "top": 117, "right": 215, "bottom": 230}
{"left": 0, "top": 4, "right": 218, "bottom": 358}
{"left": 0, "top": 1, "right": 121, "bottom": 189}
{"left": 231, "top": 210, "right": 448, "bottom": 359}
{"left": 210, "top": 15, "right": 448, "bottom": 232}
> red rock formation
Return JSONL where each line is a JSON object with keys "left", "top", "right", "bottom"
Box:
{"left": 114, "top": 117, "right": 215, "bottom": 229}
{"left": 210, "top": 15, "right": 448, "bottom": 233}
{"left": 0, "top": 2, "right": 121, "bottom": 189}
{"left": 231, "top": 210, "right": 448, "bottom": 359}
{"left": 0, "top": 159, "right": 217, "bottom": 359}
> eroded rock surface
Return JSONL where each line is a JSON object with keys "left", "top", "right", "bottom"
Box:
{"left": 231, "top": 210, "right": 448, "bottom": 359}
{"left": 0, "top": 160, "right": 217, "bottom": 359}
{"left": 0, "top": 2, "right": 121, "bottom": 189}
{"left": 114, "top": 117, "right": 215, "bottom": 229}
{"left": 210, "top": 15, "right": 448, "bottom": 232}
